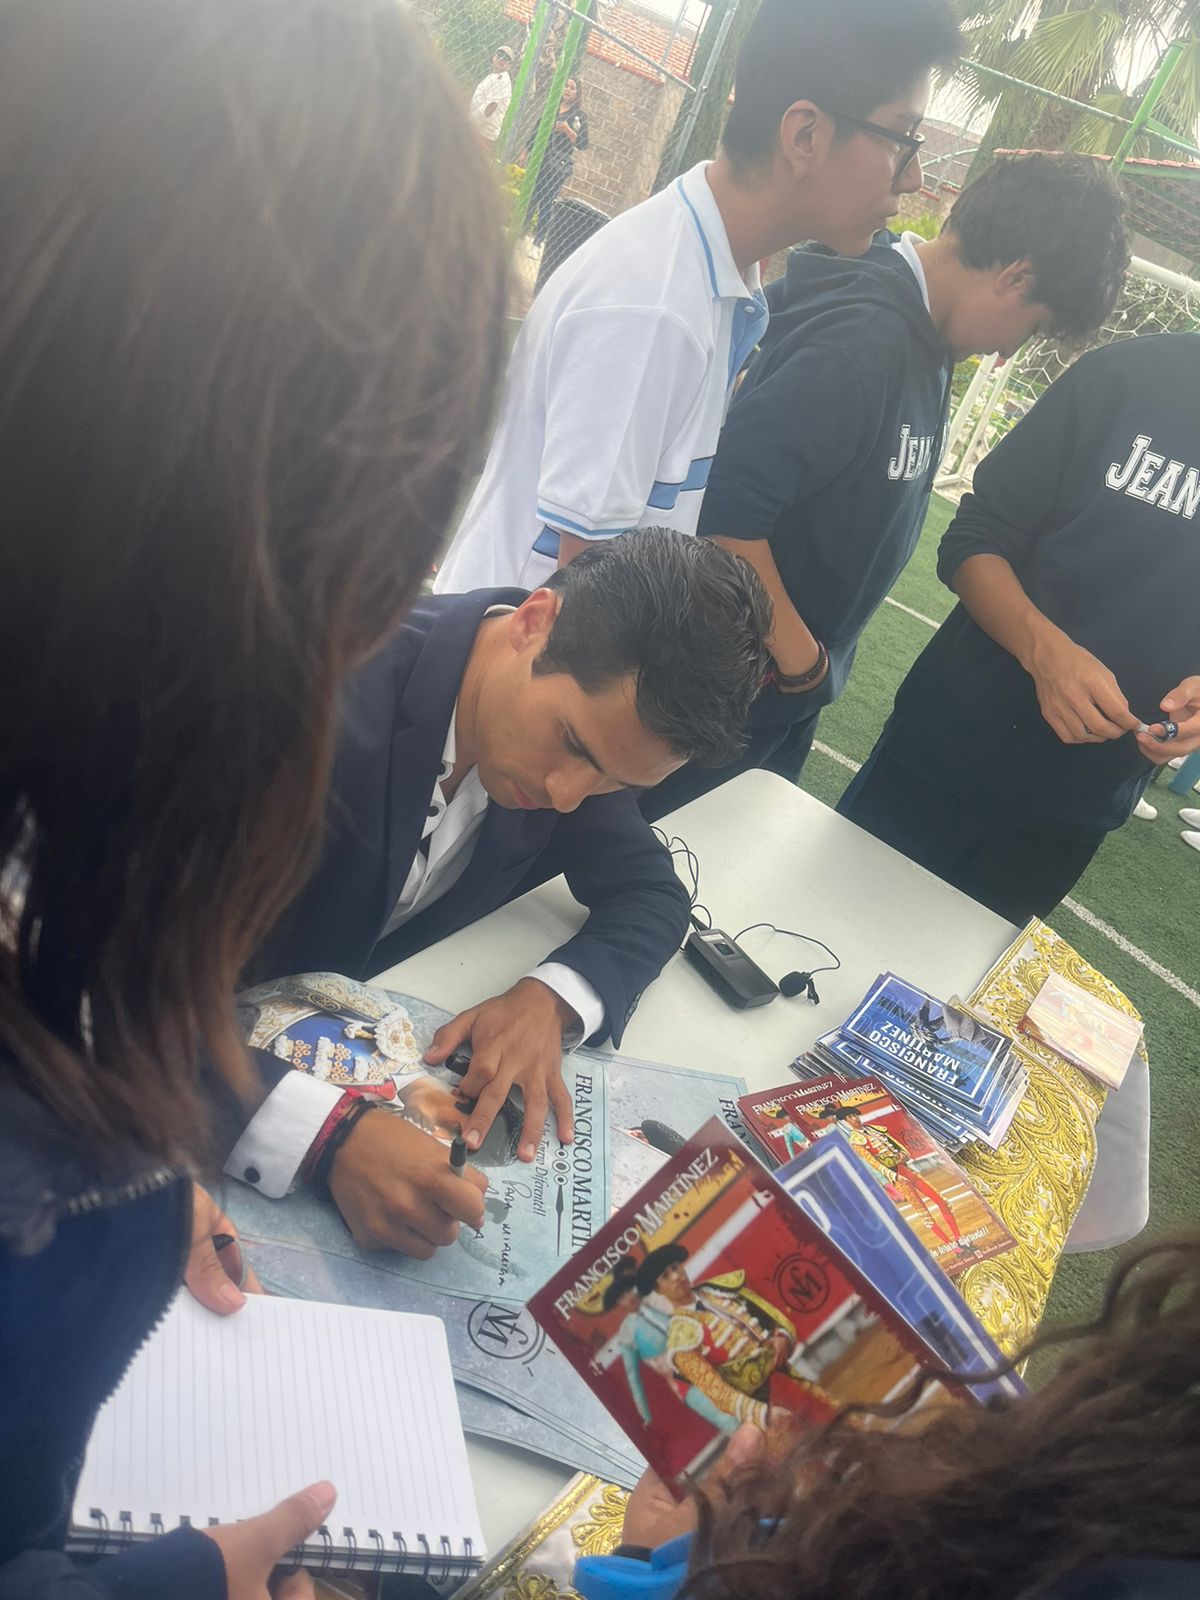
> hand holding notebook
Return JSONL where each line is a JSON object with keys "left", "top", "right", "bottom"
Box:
{"left": 71, "top": 1292, "right": 485, "bottom": 1579}
{"left": 205, "top": 1479, "right": 338, "bottom": 1598}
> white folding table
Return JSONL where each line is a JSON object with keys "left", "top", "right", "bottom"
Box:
{"left": 374, "top": 771, "right": 1149, "bottom": 1553}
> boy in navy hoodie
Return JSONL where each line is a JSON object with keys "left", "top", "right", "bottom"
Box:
{"left": 840, "top": 330, "right": 1200, "bottom": 923}
{"left": 641, "top": 155, "right": 1128, "bottom": 820}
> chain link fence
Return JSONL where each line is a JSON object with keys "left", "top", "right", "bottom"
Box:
{"left": 419, "top": 6, "right": 1200, "bottom": 484}
{"left": 413, "top": 0, "right": 733, "bottom": 314}
{"left": 937, "top": 258, "right": 1200, "bottom": 496}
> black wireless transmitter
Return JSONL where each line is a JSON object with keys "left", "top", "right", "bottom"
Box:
{"left": 682, "top": 926, "right": 779, "bottom": 1009}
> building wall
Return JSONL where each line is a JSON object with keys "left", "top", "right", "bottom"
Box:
{"left": 411, "top": 0, "right": 692, "bottom": 224}
{"left": 559, "top": 62, "right": 687, "bottom": 220}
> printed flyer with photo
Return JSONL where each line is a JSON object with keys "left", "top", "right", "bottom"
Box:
{"left": 529, "top": 1119, "right": 965, "bottom": 1495}
{"left": 739, "top": 1075, "right": 1014, "bottom": 1276}
{"left": 224, "top": 973, "right": 749, "bottom": 1486}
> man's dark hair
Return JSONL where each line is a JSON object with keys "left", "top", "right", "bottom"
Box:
{"left": 944, "top": 153, "right": 1129, "bottom": 341}
{"left": 602, "top": 1259, "right": 640, "bottom": 1311}
{"left": 813, "top": 1102, "right": 859, "bottom": 1122}
{"left": 722, "top": 0, "right": 961, "bottom": 170}
{"left": 536, "top": 528, "right": 771, "bottom": 768}
{"left": 636, "top": 1244, "right": 689, "bottom": 1299}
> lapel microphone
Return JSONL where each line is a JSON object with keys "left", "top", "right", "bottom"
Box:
{"left": 656, "top": 827, "right": 840, "bottom": 1013}
{"left": 778, "top": 971, "right": 822, "bottom": 1004}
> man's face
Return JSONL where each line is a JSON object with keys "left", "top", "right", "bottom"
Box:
{"left": 493, "top": 51, "right": 512, "bottom": 73}
{"left": 474, "top": 594, "right": 684, "bottom": 813}
{"left": 657, "top": 1260, "right": 692, "bottom": 1302}
{"left": 789, "top": 74, "right": 933, "bottom": 257}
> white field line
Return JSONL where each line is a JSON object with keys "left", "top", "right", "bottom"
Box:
{"left": 810, "top": 739, "right": 1198, "bottom": 1011}
{"left": 883, "top": 595, "right": 942, "bottom": 629}
{"left": 1060, "top": 898, "right": 1200, "bottom": 1010}
{"left": 813, "top": 739, "right": 861, "bottom": 774}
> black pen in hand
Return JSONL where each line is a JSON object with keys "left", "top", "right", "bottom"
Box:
{"left": 449, "top": 1134, "right": 482, "bottom": 1235}
{"left": 210, "top": 1231, "right": 248, "bottom": 1288}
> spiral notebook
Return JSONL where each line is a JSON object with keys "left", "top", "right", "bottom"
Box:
{"left": 69, "top": 1291, "right": 485, "bottom": 1578}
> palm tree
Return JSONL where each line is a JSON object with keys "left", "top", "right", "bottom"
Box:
{"left": 956, "top": 0, "right": 1200, "bottom": 179}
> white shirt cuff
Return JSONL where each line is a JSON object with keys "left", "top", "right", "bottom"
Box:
{"left": 224, "top": 1071, "right": 344, "bottom": 1198}
{"left": 529, "top": 962, "right": 605, "bottom": 1046}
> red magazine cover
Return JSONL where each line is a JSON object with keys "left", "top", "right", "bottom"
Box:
{"left": 739, "top": 1077, "right": 1013, "bottom": 1278}
{"left": 738, "top": 1075, "right": 853, "bottom": 1165}
{"left": 528, "top": 1117, "right": 961, "bottom": 1495}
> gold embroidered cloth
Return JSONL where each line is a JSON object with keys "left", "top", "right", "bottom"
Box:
{"left": 455, "top": 1475, "right": 630, "bottom": 1600}
{"left": 953, "top": 917, "right": 1144, "bottom": 1355}
{"left": 453, "top": 920, "right": 1145, "bottom": 1599}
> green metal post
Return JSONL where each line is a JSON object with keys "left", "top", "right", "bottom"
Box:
{"left": 1111, "top": 40, "right": 1185, "bottom": 174}
{"left": 512, "top": 0, "right": 594, "bottom": 237}
{"left": 962, "top": 53, "right": 1200, "bottom": 168}
{"left": 966, "top": 59, "right": 1126, "bottom": 125}
{"left": 498, "top": 0, "right": 550, "bottom": 166}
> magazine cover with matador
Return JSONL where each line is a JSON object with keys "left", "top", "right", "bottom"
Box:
{"left": 738, "top": 1075, "right": 1014, "bottom": 1277}
{"left": 528, "top": 1117, "right": 963, "bottom": 1495}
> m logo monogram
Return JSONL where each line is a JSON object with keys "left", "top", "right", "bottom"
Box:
{"left": 467, "top": 1300, "right": 546, "bottom": 1363}
{"left": 775, "top": 1249, "right": 831, "bottom": 1314}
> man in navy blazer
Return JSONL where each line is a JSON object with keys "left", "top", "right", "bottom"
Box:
{"left": 223, "top": 530, "right": 770, "bottom": 1258}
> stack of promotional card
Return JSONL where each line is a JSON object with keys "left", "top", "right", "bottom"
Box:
{"left": 738, "top": 1075, "right": 1015, "bottom": 1278}
{"left": 1019, "top": 970, "right": 1142, "bottom": 1091}
{"left": 529, "top": 1119, "right": 1025, "bottom": 1497}
{"left": 790, "top": 974, "right": 1028, "bottom": 1153}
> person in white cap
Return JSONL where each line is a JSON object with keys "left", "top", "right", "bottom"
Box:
{"left": 469, "top": 45, "right": 515, "bottom": 148}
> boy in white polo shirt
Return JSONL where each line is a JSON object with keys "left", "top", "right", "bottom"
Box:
{"left": 434, "top": 0, "right": 962, "bottom": 594}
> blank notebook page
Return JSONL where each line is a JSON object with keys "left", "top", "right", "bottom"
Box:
{"left": 73, "top": 1291, "right": 485, "bottom": 1555}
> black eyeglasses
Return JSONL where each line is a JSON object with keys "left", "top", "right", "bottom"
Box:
{"left": 821, "top": 109, "right": 926, "bottom": 180}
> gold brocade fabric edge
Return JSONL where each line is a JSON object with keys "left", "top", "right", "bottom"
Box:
{"left": 454, "top": 1475, "right": 620, "bottom": 1600}
{"left": 954, "top": 917, "right": 1144, "bottom": 1354}
{"left": 570, "top": 1484, "right": 633, "bottom": 1559}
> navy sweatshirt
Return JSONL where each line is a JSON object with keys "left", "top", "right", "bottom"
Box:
{"left": 698, "top": 236, "right": 952, "bottom": 728}
{"left": 886, "top": 332, "right": 1200, "bottom": 833}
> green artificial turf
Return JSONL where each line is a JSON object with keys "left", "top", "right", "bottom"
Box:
{"left": 793, "top": 492, "right": 1199, "bottom": 1329}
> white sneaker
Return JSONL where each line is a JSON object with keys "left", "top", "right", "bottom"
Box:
{"left": 1182, "top": 830, "right": 1200, "bottom": 854}
{"left": 1169, "top": 756, "right": 1185, "bottom": 770}
{"left": 1133, "top": 797, "right": 1157, "bottom": 820}
{"left": 1179, "top": 807, "right": 1200, "bottom": 828}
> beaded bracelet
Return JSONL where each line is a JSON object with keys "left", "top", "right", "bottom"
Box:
{"left": 302, "top": 1092, "right": 375, "bottom": 1195}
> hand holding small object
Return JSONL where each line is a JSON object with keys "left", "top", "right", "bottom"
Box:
{"left": 621, "top": 1424, "right": 766, "bottom": 1548}
{"left": 328, "top": 1113, "right": 486, "bottom": 1256}
{"left": 185, "top": 1184, "right": 263, "bottom": 1314}
{"left": 1025, "top": 629, "right": 1139, "bottom": 745}
{"left": 423, "top": 978, "right": 578, "bottom": 1162}
{"left": 1135, "top": 675, "right": 1200, "bottom": 764}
